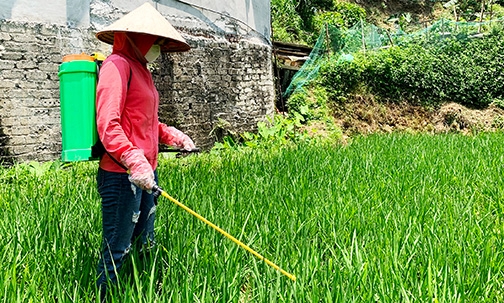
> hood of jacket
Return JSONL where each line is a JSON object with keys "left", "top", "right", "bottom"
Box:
{"left": 112, "top": 32, "right": 158, "bottom": 65}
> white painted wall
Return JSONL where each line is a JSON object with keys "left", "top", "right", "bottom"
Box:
{"left": 0, "top": 0, "right": 90, "bottom": 27}
{"left": 0, "top": 0, "right": 271, "bottom": 43}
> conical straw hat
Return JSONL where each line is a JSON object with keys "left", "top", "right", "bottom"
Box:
{"left": 96, "top": 2, "right": 190, "bottom": 52}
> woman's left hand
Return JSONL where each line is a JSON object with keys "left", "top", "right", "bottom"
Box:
{"left": 159, "top": 124, "right": 196, "bottom": 151}
{"left": 181, "top": 135, "right": 196, "bottom": 151}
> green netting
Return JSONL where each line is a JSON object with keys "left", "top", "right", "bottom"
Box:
{"left": 283, "top": 18, "right": 504, "bottom": 98}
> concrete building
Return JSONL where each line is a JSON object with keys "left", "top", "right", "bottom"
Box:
{"left": 0, "top": 0, "right": 274, "bottom": 164}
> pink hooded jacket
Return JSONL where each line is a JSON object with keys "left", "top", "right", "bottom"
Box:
{"left": 96, "top": 32, "right": 184, "bottom": 173}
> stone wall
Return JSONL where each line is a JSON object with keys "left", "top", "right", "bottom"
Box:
{"left": 0, "top": 19, "right": 275, "bottom": 164}
{"left": 0, "top": 20, "right": 101, "bottom": 164}
{"left": 155, "top": 37, "right": 274, "bottom": 149}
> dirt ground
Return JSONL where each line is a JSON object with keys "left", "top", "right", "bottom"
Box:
{"left": 332, "top": 95, "right": 504, "bottom": 136}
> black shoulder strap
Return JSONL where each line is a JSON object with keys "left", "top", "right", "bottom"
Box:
{"left": 128, "top": 67, "right": 132, "bottom": 89}
{"left": 105, "top": 149, "right": 128, "bottom": 171}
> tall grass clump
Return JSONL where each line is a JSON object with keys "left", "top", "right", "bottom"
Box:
{"left": 0, "top": 161, "right": 101, "bottom": 302}
{"left": 1, "top": 132, "right": 504, "bottom": 302}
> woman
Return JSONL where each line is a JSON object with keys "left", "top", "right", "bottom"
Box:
{"left": 93, "top": 2, "right": 195, "bottom": 296}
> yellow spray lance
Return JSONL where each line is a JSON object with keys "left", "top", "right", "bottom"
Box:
{"left": 151, "top": 183, "right": 296, "bottom": 282}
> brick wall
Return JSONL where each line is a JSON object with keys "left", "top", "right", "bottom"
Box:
{"left": 0, "top": 20, "right": 274, "bottom": 164}
{"left": 155, "top": 37, "right": 275, "bottom": 149}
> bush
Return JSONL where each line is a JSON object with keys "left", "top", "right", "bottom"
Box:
{"left": 271, "top": 0, "right": 310, "bottom": 44}
{"left": 287, "top": 86, "right": 331, "bottom": 120}
{"left": 361, "top": 45, "right": 439, "bottom": 104}
{"left": 312, "top": 11, "right": 345, "bottom": 33}
{"left": 310, "top": 2, "right": 366, "bottom": 44}
{"left": 320, "top": 29, "right": 504, "bottom": 108}
{"left": 332, "top": 1, "right": 367, "bottom": 28}
{"left": 272, "top": 0, "right": 366, "bottom": 45}
{"left": 319, "top": 54, "right": 366, "bottom": 101}
{"left": 212, "top": 112, "right": 341, "bottom": 152}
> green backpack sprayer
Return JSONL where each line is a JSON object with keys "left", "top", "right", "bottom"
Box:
{"left": 57, "top": 53, "right": 296, "bottom": 281}
{"left": 57, "top": 53, "right": 101, "bottom": 162}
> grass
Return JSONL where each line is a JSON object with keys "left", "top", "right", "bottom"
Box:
{"left": 1, "top": 132, "right": 503, "bottom": 302}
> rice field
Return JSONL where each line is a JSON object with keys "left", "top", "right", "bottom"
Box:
{"left": 1, "top": 132, "right": 503, "bottom": 302}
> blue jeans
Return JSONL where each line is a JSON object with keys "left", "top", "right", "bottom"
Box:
{"left": 96, "top": 168, "right": 158, "bottom": 288}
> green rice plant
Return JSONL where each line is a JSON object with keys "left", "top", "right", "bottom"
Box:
{"left": 1, "top": 132, "right": 503, "bottom": 302}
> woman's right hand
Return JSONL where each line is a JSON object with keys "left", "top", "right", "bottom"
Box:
{"left": 120, "top": 149, "right": 156, "bottom": 191}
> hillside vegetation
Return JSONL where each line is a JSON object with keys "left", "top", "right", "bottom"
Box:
{"left": 272, "top": 0, "right": 504, "bottom": 45}
{"left": 271, "top": 0, "right": 504, "bottom": 137}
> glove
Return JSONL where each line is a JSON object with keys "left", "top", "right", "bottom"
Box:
{"left": 180, "top": 135, "right": 196, "bottom": 151}
{"left": 159, "top": 124, "right": 196, "bottom": 151}
{"left": 120, "top": 149, "right": 155, "bottom": 191}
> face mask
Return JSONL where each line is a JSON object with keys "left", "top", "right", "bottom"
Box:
{"left": 145, "top": 44, "right": 161, "bottom": 62}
